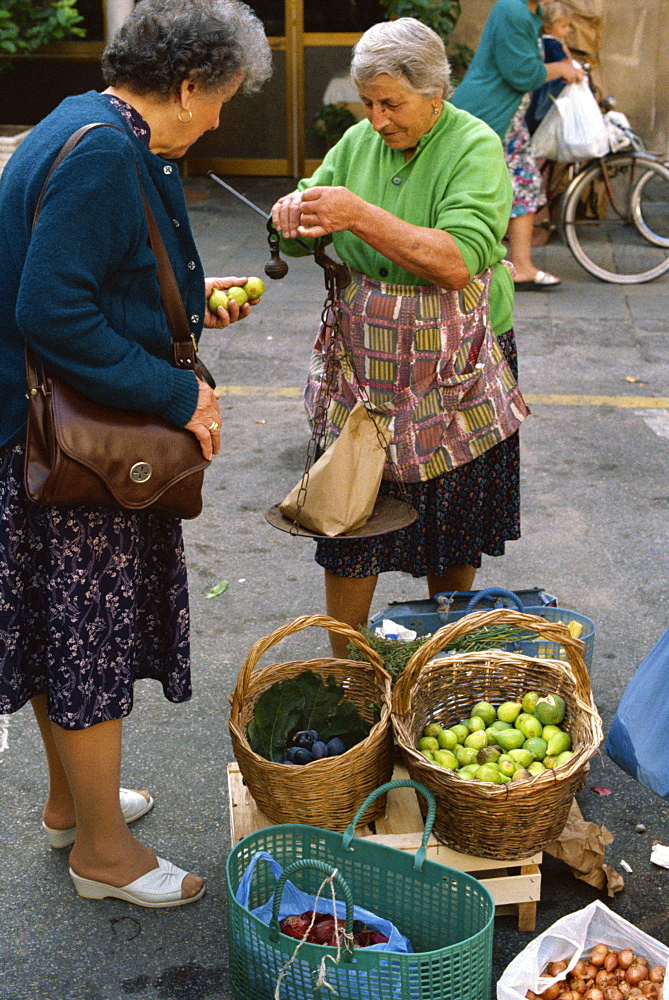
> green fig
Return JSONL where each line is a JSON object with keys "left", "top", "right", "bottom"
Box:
{"left": 449, "top": 724, "right": 469, "bottom": 744}
{"left": 466, "top": 716, "right": 487, "bottom": 732}
{"left": 208, "top": 288, "right": 229, "bottom": 313}
{"left": 471, "top": 701, "right": 497, "bottom": 726}
{"left": 523, "top": 737, "right": 548, "bottom": 761}
{"left": 534, "top": 694, "right": 566, "bottom": 726}
{"left": 243, "top": 276, "right": 265, "bottom": 299}
{"left": 423, "top": 723, "right": 443, "bottom": 739}
{"left": 475, "top": 763, "right": 501, "bottom": 784}
{"left": 497, "top": 701, "right": 523, "bottom": 724}
{"left": 437, "top": 728, "right": 458, "bottom": 750}
{"left": 433, "top": 749, "right": 458, "bottom": 770}
{"left": 522, "top": 691, "right": 541, "bottom": 714}
{"left": 477, "top": 745, "right": 501, "bottom": 764}
{"left": 464, "top": 730, "right": 488, "bottom": 750}
{"left": 508, "top": 748, "right": 534, "bottom": 769}
{"left": 226, "top": 285, "right": 249, "bottom": 307}
{"left": 495, "top": 728, "right": 526, "bottom": 752}
{"left": 546, "top": 730, "right": 572, "bottom": 756}
{"left": 516, "top": 715, "right": 544, "bottom": 740}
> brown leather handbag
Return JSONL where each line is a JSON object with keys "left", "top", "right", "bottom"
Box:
{"left": 24, "top": 123, "right": 212, "bottom": 520}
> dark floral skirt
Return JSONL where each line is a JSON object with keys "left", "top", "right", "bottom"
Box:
{"left": 0, "top": 442, "right": 192, "bottom": 730}
{"left": 315, "top": 328, "right": 521, "bottom": 578}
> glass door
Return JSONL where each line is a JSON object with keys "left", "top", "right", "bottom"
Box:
{"left": 186, "top": 0, "right": 385, "bottom": 178}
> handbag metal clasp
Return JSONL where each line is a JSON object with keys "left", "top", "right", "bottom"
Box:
{"left": 129, "top": 462, "right": 152, "bottom": 483}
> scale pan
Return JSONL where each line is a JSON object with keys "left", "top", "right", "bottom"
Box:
{"left": 265, "top": 496, "right": 417, "bottom": 539}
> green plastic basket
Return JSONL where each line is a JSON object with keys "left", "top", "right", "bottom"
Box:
{"left": 226, "top": 779, "right": 495, "bottom": 1000}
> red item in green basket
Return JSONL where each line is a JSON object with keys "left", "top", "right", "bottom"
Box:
{"left": 279, "top": 911, "right": 389, "bottom": 948}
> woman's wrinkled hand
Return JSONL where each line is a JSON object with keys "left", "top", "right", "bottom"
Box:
{"left": 271, "top": 187, "right": 360, "bottom": 240}
{"left": 185, "top": 378, "right": 221, "bottom": 460}
{"left": 204, "top": 276, "right": 259, "bottom": 328}
{"left": 271, "top": 191, "right": 304, "bottom": 239}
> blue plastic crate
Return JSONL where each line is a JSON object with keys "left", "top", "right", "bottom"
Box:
{"left": 369, "top": 587, "right": 595, "bottom": 670}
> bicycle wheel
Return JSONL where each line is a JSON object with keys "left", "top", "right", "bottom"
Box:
{"left": 562, "top": 153, "right": 669, "bottom": 283}
{"left": 632, "top": 163, "right": 669, "bottom": 248}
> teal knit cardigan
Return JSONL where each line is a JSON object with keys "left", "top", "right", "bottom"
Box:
{"left": 0, "top": 90, "right": 203, "bottom": 448}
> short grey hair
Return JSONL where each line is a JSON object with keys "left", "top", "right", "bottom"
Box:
{"left": 101, "top": 0, "right": 272, "bottom": 97}
{"left": 350, "top": 18, "right": 451, "bottom": 99}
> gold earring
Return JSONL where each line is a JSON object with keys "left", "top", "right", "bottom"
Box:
{"left": 177, "top": 108, "right": 193, "bottom": 124}
{"left": 433, "top": 106, "right": 440, "bottom": 115}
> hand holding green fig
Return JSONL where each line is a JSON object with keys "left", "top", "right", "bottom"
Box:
{"left": 205, "top": 275, "right": 265, "bottom": 329}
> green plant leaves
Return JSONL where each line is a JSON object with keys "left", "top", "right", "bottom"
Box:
{"left": 246, "top": 670, "right": 373, "bottom": 762}
{"left": 0, "top": 0, "right": 85, "bottom": 64}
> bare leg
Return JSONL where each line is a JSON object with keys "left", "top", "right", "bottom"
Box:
{"left": 40, "top": 710, "right": 203, "bottom": 898}
{"left": 324, "top": 570, "right": 379, "bottom": 658}
{"left": 31, "top": 694, "right": 149, "bottom": 832}
{"left": 427, "top": 565, "right": 477, "bottom": 599}
{"left": 507, "top": 213, "right": 540, "bottom": 282}
{"left": 32, "top": 693, "right": 76, "bottom": 831}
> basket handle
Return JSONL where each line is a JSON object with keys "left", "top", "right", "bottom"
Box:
{"left": 231, "top": 614, "right": 389, "bottom": 718}
{"left": 341, "top": 779, "right": 436, "bottom": 872}
{"left": 393, "top": 608, "right": 590, "bottom": 715}
{"left": 269, "top": 858, "right": 355, "bottom": 962}
{"left": 464, "top": 587, "right": 524, "bottom": 613}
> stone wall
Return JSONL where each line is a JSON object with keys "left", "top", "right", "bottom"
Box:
{"left": 451, "top": 0, "right": 669, "bottom": 156}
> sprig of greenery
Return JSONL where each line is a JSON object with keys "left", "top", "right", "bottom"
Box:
{"left": 310, "top": 103, "right": 358, "bottom": 149}
{"left": 348, "top": 624, "right": 534, "bottom": 682}
{"left": 377, "top": 0, "right": 462, "bottom": 47}
{"left": 0, "top": 1, "right": 85, "bottom": 59}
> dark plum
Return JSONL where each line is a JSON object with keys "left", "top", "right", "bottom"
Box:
{"left": 311, "top": 740, "right": 328, "bottom": 759}
{"left": 326, "top": 737, "right": 346, "bottom": 757}
{"left": 291, "top": 730, "right": 319, "bottom": 750}
{"left": 293, "top": 748, "right": 315, "bottom": 765}
{"left": 285, "top": 746, "right": 301, "bottom": 763}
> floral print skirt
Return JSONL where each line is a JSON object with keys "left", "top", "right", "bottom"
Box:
{"left": 315, "top": 329, "right": 521, "bottom": 578}
{"left": 0, "top": 442, "right": 192, "bottom": 730}
{"left": 504, "top": 97, "right": 546, "bottom": 219}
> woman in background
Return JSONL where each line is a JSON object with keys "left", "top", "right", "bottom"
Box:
{"left": 452, "top": 0, "right": 583, "bottom": 289}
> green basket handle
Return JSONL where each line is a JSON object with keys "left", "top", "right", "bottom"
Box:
{"left": 342, "top": 779, "right": 436, "bottom": 872}
{"left": 269, "top": 858, "right": 355, "bottom": 962}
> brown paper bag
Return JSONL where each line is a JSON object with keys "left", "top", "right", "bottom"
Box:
{"left": 279, "top": 402, "right": 391, "bottom": 536}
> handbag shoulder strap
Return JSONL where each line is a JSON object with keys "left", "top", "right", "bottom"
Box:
{"left": 32, "top": 122, "right": 199, "bottom": 373}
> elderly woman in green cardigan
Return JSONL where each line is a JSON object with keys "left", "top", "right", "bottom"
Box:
{"left": 0, "top": 0, "right": 270, "bottom": 908}
{"left": 272, "top": 18, "right": 530, "bottom": 658}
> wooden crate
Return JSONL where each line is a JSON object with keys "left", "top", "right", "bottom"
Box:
{"left": 227, "top": 761, "right": 542, "bottom": 931}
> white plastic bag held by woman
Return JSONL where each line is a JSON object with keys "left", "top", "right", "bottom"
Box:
{"left": 532, "top": 73, "right": 609, "bottom": 162}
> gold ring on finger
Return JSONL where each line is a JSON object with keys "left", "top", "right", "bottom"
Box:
{"left": 209, "top": 421, "right": 219, "bottom": 432}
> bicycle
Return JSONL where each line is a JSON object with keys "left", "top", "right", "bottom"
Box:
{"left": 537, "top": 98, "right": 669, "bottom": 284}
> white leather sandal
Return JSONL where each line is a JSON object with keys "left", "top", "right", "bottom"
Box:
{"left": 69, "top": 857, "right": 205, "bottom": 908}
{"left": 43, "top": 788, "right": 154, "bottom": 849}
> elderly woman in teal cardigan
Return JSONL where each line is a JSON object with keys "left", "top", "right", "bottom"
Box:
{"left": 272, "top": 18, "right": 530, "bottom": 658}
{"left": 452, "top": 0, "right": 583, "bottom": 289}
{"left": 0, "top": 0, "right": 270, "bottom": 908}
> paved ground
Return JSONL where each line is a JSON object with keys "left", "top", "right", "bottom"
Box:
{"left": 1, "top": 174, "right": 668, "bottom": 999}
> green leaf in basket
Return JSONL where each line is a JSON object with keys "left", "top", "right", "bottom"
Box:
{"left": 247, "top": 676, "right": 305, "bottom": 762}
{"left": 246, "top": 670, "right": 372, "bottom": 761}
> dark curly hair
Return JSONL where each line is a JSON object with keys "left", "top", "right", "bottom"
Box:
{"left": 101, "top": 0, "right": 271, "bottom": 97}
